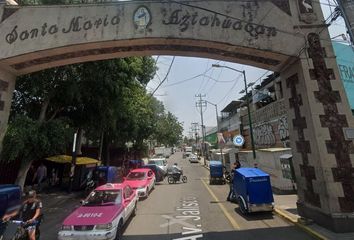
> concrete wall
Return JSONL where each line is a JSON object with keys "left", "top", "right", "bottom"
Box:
{"left": 238, "top": 148, "right": 295, "bottom": 193}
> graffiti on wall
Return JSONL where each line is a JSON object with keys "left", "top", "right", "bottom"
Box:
{"left": 278, "top": 116, "right": 290, "bottom": 147}
{"left": 254, "top": 123, "right": 276, "bottom": 147}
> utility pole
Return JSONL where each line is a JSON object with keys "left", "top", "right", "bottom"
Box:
{"left": 195, "top": 94, "right": 207, "bottom": 164}
{"left": 337, "top": 0, "right": 354, "bottom": 45}
{"left": 191, "top": 122, "right": 200, "bottom": 147}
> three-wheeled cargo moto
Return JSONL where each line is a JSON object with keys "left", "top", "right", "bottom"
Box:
{"left": 209, "top": 160, "right": 226, "bottom": 185}
{"left": 232, "top": 168, "right": 274, "bottom": 214}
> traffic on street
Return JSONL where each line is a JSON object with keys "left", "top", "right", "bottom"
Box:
{"left": 1, "top": 1, "right": 354, "bottom": 239}
{"left": 29, "top": 152, "right": 314, "bottom": 240}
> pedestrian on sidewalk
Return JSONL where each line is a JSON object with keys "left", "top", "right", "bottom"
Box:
{"left": 33, "top": 162, "right": 47, "bottom": 193}
{"left": 227, "top": 160, "right": 241, "bottom": 201}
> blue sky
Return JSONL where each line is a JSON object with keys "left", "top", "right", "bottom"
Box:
{"left": 146, "top": 0, "right": 349, "bottom": 136}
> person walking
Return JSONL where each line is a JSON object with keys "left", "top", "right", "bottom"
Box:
{"left": 227, "top": 160, "right": 241, "bottom": 201}
{"left": 33, "top": 162, "right": 47, "bottom": 192}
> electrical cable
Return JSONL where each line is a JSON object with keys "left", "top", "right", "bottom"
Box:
{"left": 206, "top": 63, "right": 224, "bottom": 95}
{"left": 150, "top": 56, "right": 175, "bottom": 96}
{"left": 216, "top": 73, "right": 243, "bottom": 105}
{"left": 197, "top": 59, "right": 211, "bottom": 93}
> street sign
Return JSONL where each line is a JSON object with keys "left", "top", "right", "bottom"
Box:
{"left": 233, "top": 135, "right": 245, "bottom": 147}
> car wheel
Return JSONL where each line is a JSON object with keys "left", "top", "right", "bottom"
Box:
{"left": 114, "top": 220, "right": 123, "bottom": 240}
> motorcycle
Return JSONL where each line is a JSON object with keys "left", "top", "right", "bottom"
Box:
{"left": 0, "top": 220, "right": 41, "bottom": 240}
{"left": 167, "top": 172, "right": 187, "bottom": 184}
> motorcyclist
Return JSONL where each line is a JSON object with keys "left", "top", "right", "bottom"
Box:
{"left": 2, "top": 190, "right": 42, "bottom": 240}
{"left": 171, "top": 163, "right": 183, "bottom": 179}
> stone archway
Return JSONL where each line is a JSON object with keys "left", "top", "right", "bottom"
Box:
{"left": 0, "top": 0, "right": 353, "bottom": 232}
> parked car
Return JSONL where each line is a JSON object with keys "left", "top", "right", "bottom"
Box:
{"left": 0, "top": 184, "right": 21, "bottom": 238}
{"left": 124, "top": 169, "right": 155, "bottom": 199}
{"left": 58, "top": 183, "right": 138, "bottom": 240}
{"left": 148, "top": 158, "right": 168, "bottom": 174}
{"left": 189, "top": 154, "right": 199, "bottom": 163}
{"left": 139, "top": 164, "right": 165, "bottom": 182}
{"left": 0, "top": 185, "right": 21, "bottom": 219}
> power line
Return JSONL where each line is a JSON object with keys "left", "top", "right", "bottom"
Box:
{"left": 164, "top": 70, "right": 235, "bottom": 88}
{"left": 216, "top": 73, "right": 244, "bottom": 105}
{"left": 151, "top": 56, "right": 175, "bottom": 96}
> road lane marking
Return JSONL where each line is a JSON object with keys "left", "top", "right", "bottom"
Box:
{"left": 201, "top": 179, "right": 241, "bottom": 230}
{"left": 160, "top": 196, "right": 204, "bottom": 240}
{"left": 160, "top": 215, "right": 196, "bottom": 228}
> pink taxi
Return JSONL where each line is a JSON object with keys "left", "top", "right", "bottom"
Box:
{"left": 58, "top": 183, "right": 138, "bottom": 240}
{"left": 125, "top": 168, "right": 155, "bottom": 199}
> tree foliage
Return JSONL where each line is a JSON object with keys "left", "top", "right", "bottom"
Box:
{"left": 2, "top": 116, "right": 72, "bottom": 163}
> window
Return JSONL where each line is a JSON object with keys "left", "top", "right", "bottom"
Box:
{"left": 127, "top": 172, "right": 146, "bottom": 180}
{"left": 84, "top": 190, "right": 121, "bottom": 206}
{"left": 124, "top": 186, "right": 133, "bottom": 199}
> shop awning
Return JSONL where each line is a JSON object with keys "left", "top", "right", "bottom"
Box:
{"left": 46, "top": 155, "right": 100, "bottom": 165}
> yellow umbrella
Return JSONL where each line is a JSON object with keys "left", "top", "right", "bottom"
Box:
{"left": 46, "top": 155, "right": 100, "bottom": 165}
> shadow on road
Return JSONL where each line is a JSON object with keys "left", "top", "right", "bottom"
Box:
{"left": 122, "top": 226, "right": 315, "bottom": 240}
{"left": 233, "top": 208, "right": 275, "bottom": 221}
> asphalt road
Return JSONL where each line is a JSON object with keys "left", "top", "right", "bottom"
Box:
{"left": 122, "top": 152, "right": 315, "bottom": 240}
{"left": 39, "top": 151, "right": 315, "bottom": 240}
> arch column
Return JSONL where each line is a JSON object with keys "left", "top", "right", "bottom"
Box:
{"left": 0, "top": 68, "right": 16, "bottom": 146}
{"left": 281, "top": 32, "right": 354, "bottom": 232}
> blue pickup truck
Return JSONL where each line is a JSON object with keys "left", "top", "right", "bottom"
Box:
{"left": 233, "top": 168, "right": 274, "bottom": 214}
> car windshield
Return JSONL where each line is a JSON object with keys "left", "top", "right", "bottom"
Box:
{"left": 83, "top": 190, "right": 121, "bottom": 206}
{"left": 148, "top": 160, "right": 164, "bottom": 166}
{"left": 127, "top": 172, "right": 146, "bottom": 180}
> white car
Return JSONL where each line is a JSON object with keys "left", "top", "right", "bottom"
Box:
{"left": 148, "top": 158, "right": 168, "bottom": 174}
{"left": 189, "top": 155, "right": 199, "bottom": 163}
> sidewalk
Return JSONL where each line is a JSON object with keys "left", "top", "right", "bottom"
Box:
{"left": 274, "top": 194, "right": 354, "bottom": 240}
{"left": 199, "top": 157, "right": 354, "bottom": 240}
{"left": 38, "top": 191, "right": 82, "bottom": 240}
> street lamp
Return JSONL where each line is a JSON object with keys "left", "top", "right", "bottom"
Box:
{"left": 212, "top": 64, "right": 256, "bottom": 160}
{"left": 205, "top": 100, "right": 225, "bottom": 163}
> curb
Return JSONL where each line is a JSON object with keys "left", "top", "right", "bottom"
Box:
{"left": 274, "top": 208, "right": 328, "bottom": 240}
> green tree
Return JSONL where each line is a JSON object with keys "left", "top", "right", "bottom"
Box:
{"left": 1, "top": 116, "right": 72, "bottom": 189}
{"left": 153, "top": 110, "right": 183, "bottom": 147}
{"left": 5, "top": 57, "right": 157, "bottom": 187}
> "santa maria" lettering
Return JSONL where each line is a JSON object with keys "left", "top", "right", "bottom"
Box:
{"left": 5, "top": 14, "right": 120, "bottom": 45}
